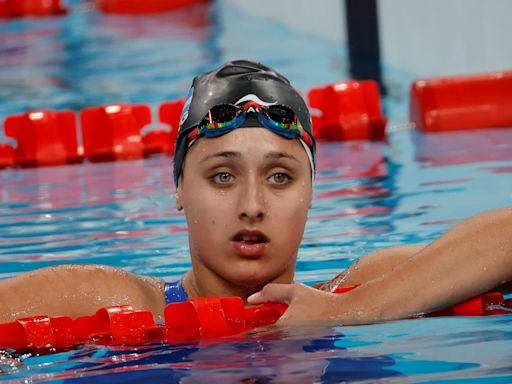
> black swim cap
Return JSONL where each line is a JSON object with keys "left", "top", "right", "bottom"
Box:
{"left": 173, "top": 59, "right": 316, "bottom": 186}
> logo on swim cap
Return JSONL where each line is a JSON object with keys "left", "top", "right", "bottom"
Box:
{"left": 179, "top": 86, "right": 194, "bottom": 130}
{"left": 235, "top": 94, "right": 277, "bottom": 107}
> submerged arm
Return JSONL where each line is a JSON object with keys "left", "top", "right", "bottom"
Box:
{"left": 250, "top": 207, "right": 512, "bottom": 324}
{"left": 0, "top": 265, "right": 166, "bottom": 323}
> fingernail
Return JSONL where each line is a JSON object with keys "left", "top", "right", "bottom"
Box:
{"left": 247, "top": 292, "right": 261, "bottom": 303}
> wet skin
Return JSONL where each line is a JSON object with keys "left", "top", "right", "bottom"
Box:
{"left": 176, "top": 127, "right": 313, "bottom": 301}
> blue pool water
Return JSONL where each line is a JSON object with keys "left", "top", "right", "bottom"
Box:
{"left": 1, "top": 1, "right": 512, "bottom": 382}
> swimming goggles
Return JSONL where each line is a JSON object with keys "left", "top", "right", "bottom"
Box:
{"left": 187, "top": 101, "right": 314, "bottom": 149}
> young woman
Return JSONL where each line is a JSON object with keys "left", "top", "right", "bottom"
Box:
{"left": 0, "top": 60, "right": 511, "bottom": 325}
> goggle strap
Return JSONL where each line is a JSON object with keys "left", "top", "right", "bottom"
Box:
{"left": 299, "top": 137, "right": 315, "bottom": 183}
{"left": 187, "top": 128, "right": 199, "bottom": 143}
{"left": 300, "top": 130, "right": 314, "bottom": 148}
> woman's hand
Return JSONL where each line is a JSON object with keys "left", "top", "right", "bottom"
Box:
{"left": 248, "top": 283, "right": 345, "bottom": 326}
{"left": 248, "top": 283, "right": 386, "bottom": 326}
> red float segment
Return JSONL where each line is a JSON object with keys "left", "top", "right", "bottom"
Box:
{"left": 74, "top": 305, "right": 154, "bottom": 345}
{"left": 144, "top": 325, "right": 168, "bottom": 343}
{"left": 0, "top": 0, "right": 67, "bottom": 18}
{"left": 0, "top": 315, "right": 75, "bottom": 351}
{"left": 165, "top": 297, "right": 250, "bottom": 340}
{"left": 80, "top": 104, "right": 151, "bottom": 162}
{"left": 481, "top": 292, "right": 508, "bottom": 316}
{"left": 333, "top": 284, "right": 361, "bottom": 294}
{"left": 308, "top": 80, "right": 387, "bottom": 141}
{"left": 159, "top": 99, "right": 184, "bottom": 147}
{"left": 164, "top": 297, "right": 288, "bottom": 342}
{"left": 0, "top": 143, "right": 16, "bottom": 168}
{"left": 410, "top": 70, "right": 512, "bottom": 132}
{"left": 0, "top": 321, "right": 25, "bottom": 350}
{"left": 244, "top": 302, "right": 287, "bottom": 327}
{"left": 143, "top": 130, "right": 174, "bottom": 155}
{"left": 4, "top": 110, "right": 81, "bottom": 167}
{"left": 95, "top": 306, "right": 155, "bottom": 344}
{"left": 96, "top": 0, "right": 209, "bottom": 14}
{"left": 49, "top": 316, "right": 77, "bottom": 349}
{"left": 428, "top": 292, "right": 507, "bottom": 317}
{"left": 449, "top": 295, "right": 485, "bottom": 317}
{"left": 17, "top": 316, "right": 56, "bottom": 349}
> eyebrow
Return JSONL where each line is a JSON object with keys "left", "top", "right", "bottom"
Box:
{"left": 198, "top": 150, "right": 299, "bottom": 164}
{"left": 199, "top": 151, "right": 241, "bottom": 164}
{"left": 264, "top": 151, "right": 300, "bottom": 162}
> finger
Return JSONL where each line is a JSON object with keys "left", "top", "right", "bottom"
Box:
{"left": 247, "top": 283, "right": 296, "bottom": 305}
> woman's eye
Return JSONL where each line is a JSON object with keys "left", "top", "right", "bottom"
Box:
{"left": 268, "top": 173, "right": 290, "bottom": 184}
{"left": 212, "top": 172, "right": 235, "bottom": 184}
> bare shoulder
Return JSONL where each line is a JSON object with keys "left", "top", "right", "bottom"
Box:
{"left": 10, "top": 264, "right": 137, "bottom": 285}
{"left": 0, "top": 264, "right": 166, "bottom": 322}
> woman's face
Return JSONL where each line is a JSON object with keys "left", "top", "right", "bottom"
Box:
{"left": 177, "top": 128, "right": 313, "bottom": 290}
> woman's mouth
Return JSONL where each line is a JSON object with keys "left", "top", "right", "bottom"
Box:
{"left": 232, "top": 230, "right": 269, "bottom": 257}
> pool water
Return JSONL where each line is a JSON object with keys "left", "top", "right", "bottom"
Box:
{"left": 1, "top": 1, "right": 512, "bottom": 383}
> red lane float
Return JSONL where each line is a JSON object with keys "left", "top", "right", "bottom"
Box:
{"left": 96, "top": 0, "right": 209, "bottom": 14}
{"left": 143, "top": 130, "right": 174, "bottom": 156}
{"left": 0, "top": 0, "right": 67, "bottom": 18}
{"left": 158, "top": 99, "right": 185, "bottom": 152}
{"left": 0, "top": 143, "right": 16, "bottom": 169}
{"left": 308, "top": 80, "right": 387, "bottom": 141}
{"left": 143, "top": 99, "right": 184, "bottom": 155}
{"left": 1, "top": 285, "right": 510, "bottom": 354}
{"left": 4, "top": 110, "right": 82, "bottom": 167}
{"left": 0, "top": 315, "right": 75, "bottom": 352}
{"left": 0, "top": 100, "right": 182, "bottom": 169}
{"left": 0, "top": 297, "right": 288, "bottom": 353}
{"left": 81, "top": 104, "right": 151, "bottom": 162}
{"left": 428, "top": 292, "right": 508, "bottom": 317}
{"left": 80, "top": 103, "right": 178, "bottom": 161}
{"left": 74, "top": 305, "right": 155, "bottom": 345}
{"left": 410, "top": 70, "right": 512, "bottom": 132}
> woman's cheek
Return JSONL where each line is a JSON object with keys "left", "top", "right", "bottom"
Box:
{"left": 187, "top": 197, "right": 230, "bottom": 235}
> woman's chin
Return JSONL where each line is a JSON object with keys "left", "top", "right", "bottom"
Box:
{"left": 229, "top": 275, "right": 268, "bottom": 290}
{"left": 226, "top": 269, "right": 288, "bottom": 291}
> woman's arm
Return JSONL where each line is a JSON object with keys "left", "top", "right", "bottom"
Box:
{"left": 249, "top": 207, "right": 512, "bottom": 325}
{"left": 315, "top": 244, "right": 426, "bottom": 291}
{"left": 0, "top": 264, "right": 166, "bottom": 323}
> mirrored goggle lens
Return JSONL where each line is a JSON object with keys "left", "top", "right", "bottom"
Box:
{"left": 200, "top": 104, "right": 240, "bottom": 127}
{"left": 265, "top": 105, "right": 296, "bottom": 125}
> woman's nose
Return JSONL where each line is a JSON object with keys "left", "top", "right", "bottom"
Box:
{"left": 238, "top": 179, "right": 267, "bottom": 222}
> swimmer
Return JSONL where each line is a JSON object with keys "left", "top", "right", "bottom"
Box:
{"left": 0, "top": 60, "right": 511, "bottom": 325}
